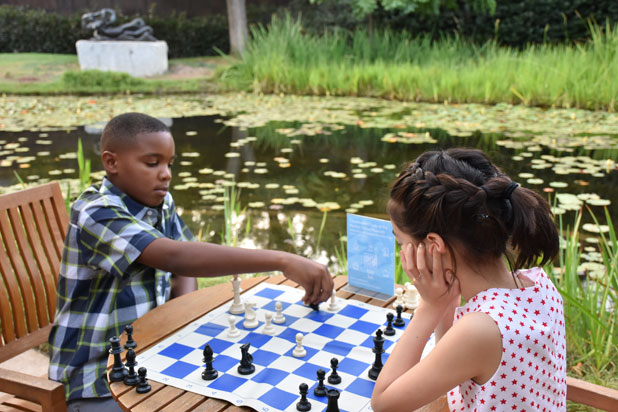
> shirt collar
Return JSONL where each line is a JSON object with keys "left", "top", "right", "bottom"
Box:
{"left": 99, "top": 177, "right": 168, "bottom": 220}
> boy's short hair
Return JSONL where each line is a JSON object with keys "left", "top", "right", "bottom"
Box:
{"left": 101, "top": 112, "right": 170, "bottom": 151}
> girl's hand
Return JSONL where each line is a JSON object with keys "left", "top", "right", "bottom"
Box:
{"left": 400, "top": 242, "right": 460, "bottom": 312}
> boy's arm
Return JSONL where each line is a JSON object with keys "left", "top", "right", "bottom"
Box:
{"left": 170, "top": 274, "right": 197, "bottom": 299}
{"left": 138, "top": 238, "right": 333, "bottom": 305}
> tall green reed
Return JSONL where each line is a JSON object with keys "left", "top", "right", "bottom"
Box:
{"left": 546, "top": 207, "right": 617, "bottom": 374}
{"left": 219, "top": 15, "right": 618, "bottom": 111}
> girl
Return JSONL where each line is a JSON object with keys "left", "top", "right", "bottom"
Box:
{"left": 371, "top": 148, "right": 566, "bottom": 412}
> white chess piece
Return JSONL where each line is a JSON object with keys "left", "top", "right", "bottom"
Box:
{"left": 243, "top": 301, "right": 259, "bottom": 328}
{"left": 392, "top": 286, "right": 405, "bottom": 309}
{"left": 229, "top": 275, "right": 244, "bottom": 314}
{"left": 272, "top": 301, "right": 286, "bottom": 324}
{"left": 292, "top": 333, "right": 306, "bottom": 357}
{"left": 227, "top": 315, "right": 241, "bottom": 338}
{"left": 262, "top": 311, "right": 276, "bottom": 335}
{"left": 327, "top": 289, "right": 339, "bottom": 311}
{"left": 405, "top": 283, "right": 419, "bottom": 309}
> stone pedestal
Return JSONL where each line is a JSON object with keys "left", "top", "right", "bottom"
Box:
{"left": 76, "top": 40, "right": 168, "bottom": 77}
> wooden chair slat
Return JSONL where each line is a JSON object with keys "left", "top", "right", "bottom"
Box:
{"left": 22, "top": 202, "right": 56, "bottom": 325}
{"left": 0, "top": 327, "right": 51, "bottom": 364}
{"left": 40, "top": 197, "right": 65, "bottom": 261}
{"left": 41, "top": 185, "right": 69, "bottom": 258}
{"left": 49, "top": 183, "right": 68, "bottom": 240}
{"left": 0, "top": 212, "right": 28, "bottom": 339}
{"left": 30, "top": 200, "right": 60, "bottom": 275}
{"left": 5, "top": 208, "right": 39, "bottom": 334}
{"left": 10, "top": 206, "right": 49, "bottom": 330}
{"left": 0, "top": 261, "right": 16, "bottom": 344}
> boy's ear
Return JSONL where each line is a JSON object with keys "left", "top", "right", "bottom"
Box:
{"left": 101, "top": 150, "right": 118, "bottom": 175}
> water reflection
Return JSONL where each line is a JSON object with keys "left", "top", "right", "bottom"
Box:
{"left": 0, "top": 114, "right": 616, "bottom": 273}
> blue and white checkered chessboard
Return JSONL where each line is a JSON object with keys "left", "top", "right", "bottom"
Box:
{"left": 136, "top": 282, "right": 434, "bottom": 412}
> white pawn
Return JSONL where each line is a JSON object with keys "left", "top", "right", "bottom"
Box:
{"left": 273, "top": 301, "right": 286, "bottom": 324}
{"left": 392, "top": 286, "right": 405, "bottom": 309}
{"left": 229, "top": 275, "right": 244, "bottom": 314}
{"left": 262, "top": 311, "right": 276, "bottom": 335}
{"left": 405, "top": 283, "right": 419, "bottom": 309}
{"left": 227, "top": 315, "right": 241, "bottom": 338}
{"left": 327, "top": 290, "right": 339, "bottom": 311}
{"left": 292, "top": 333, "right": 306, "bottom": 357}
{"left": 243, "top": 301, "right": 258, "bottom": 329}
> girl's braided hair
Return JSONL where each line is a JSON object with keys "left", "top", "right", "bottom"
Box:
{"left": 388, "top": 148, "right": 559, "bottom": 272}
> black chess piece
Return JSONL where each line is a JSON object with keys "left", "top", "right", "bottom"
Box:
{"left": 123, "top": 348, "right": 139, "bottom": 386}
{"left": 393, "top": 304, "right": 406, "bottom": 327}
{"left": 368, "top": 329, "right": 385, "bottom": 380}
{"left": 325, "top": 388, "right": 340, "bottom": 412}
{"left": 384, "top": 312, "right": 396, "bottom": 336}
{"left": 124, "top": 324, "right": 137, "bottom": 350}
{"left": 309, "top": 303, "right": 320, "bottom": 311}
{"left": 237, "top": 342, "right": 255, "bottom": 375}
{"left": 314, "top": 368, "right": 327, "bottom": 397}
{"left": 108, "top": 336, "right": 127, "bottom": 382}
{"left": 201, "top": 344, "right": 218, "bottom": 380}
{"left": 296, "top": 382, "right": 312, "bottom": 411}
{"left": 136, "top": 367, "right": 151, "bottom": 393}
{"left": 327, "top": 358, "right": 341, "bottom": 385}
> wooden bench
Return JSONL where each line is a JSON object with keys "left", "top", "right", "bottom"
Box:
{"left": 0, "top": 182, "right": 68, "bottom": 412}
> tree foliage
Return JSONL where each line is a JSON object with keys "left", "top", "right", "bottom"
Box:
{"left": 308, "top": 0, "right": 496, "bottom": 17}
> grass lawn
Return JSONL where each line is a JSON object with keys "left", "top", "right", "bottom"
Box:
{"left": 0, "top": 53, "right": 233, "bottom": 94}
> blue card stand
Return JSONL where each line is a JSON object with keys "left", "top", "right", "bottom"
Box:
{"left": 344, "top": 213, "right": 395, "bottom": 301}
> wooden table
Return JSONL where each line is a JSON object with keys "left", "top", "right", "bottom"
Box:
{"left": 107, "top": 275, "right": 449, "bottom": 412}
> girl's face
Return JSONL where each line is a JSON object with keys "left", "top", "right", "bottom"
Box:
{"left": 391, "top": 220, "right": 435, "bottom": 274}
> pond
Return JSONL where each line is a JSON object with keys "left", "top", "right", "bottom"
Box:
{"left": 1, "top": 94, "right": 617, "bottom": 274}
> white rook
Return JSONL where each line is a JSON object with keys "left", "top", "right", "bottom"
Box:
{"left": 76, "top": 40, "right": 168, "bottom": 77}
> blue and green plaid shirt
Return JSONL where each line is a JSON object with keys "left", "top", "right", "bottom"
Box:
{"left": 48, "top": 178, "right": 194, "bottom": 401}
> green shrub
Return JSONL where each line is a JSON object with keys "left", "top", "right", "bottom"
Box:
{"left": 289, "top": 0, "right": 618, "bottom": 47}
{"left": 0, "top": 5, "right": 229, "bottom": 57}
{"left": 61, "top": 69, "right": 145, "bottom": 91}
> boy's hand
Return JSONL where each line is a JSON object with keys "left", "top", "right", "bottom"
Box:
{"left": 280, "top": 254, "right": 333, "bottom": 305}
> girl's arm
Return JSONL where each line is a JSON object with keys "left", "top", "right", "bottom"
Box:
{"left": 372, "top": 240, "right": 500, "bottom": 411}
{"left": 371, "top": 310, "right": 502, "bottom": 411}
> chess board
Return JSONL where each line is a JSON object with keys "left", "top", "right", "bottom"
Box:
{"left": 135, "top": 283, "right": 435, "bottom": 412}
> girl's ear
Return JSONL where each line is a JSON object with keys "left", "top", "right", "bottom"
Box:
{"left": 425, "top": 232, "right": 446, "bottom": 254}
{"left": 101, "top": 150, "right": 118, "bottom": 175}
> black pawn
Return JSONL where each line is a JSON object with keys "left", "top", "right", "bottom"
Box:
{"left": 136, "top": 367, "right": 151, "bottom": 394}
{"left": 238, "top": 342, "right": 255, "bottom": 375}
{"left": 384, "top": 312, "right": 396, "bottom": 336}
{"left": 124, "top": 324, "right": 137, "bottom": 350}
{"left": 327, "top": 358, "right": 341, "bottom": 385}
{"left": 123, "top": 348, "right": 139, "bottom": 386}
{"left": 296, "top": 382, "right": 312, "bottom": 411}
{"left": 108, "top": 336, "right": 127, "bottom": 382}
{"left": 393, "top": 304, "right": 406, "bottom": 327}
{"left": 314, "top": 368, "right": 327, "bottom": 397}
{"left": 368, "top": 329, "right": 385, "bottom": 380}
{"left": 325, "top": 388, "right": 340, "bottom": 412}
{"left": 201, "top": 344, "right": 218, "bottom": 380}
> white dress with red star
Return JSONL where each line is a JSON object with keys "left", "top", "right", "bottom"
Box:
{"left": 447, "top": 267, "right": 567, "bottom": 412}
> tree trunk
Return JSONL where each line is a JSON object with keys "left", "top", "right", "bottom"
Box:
{"left": 226, "top": 0, "right": 249, "bottom": 56}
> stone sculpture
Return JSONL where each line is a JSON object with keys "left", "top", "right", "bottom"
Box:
{"left": 81, "top": 8, "right": 157, "bottom": 41}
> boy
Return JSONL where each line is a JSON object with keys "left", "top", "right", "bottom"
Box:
{"left": 48, "top": 112, "right": 333, "bottom": 412}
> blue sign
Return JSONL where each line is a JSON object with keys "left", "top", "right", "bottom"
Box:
{"left": 346, "top": 213, "right": 395, "bottom": 299}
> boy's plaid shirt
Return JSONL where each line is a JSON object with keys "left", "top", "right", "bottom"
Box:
{"left": 48, "top": 178, "right": 194, "bottom": 401}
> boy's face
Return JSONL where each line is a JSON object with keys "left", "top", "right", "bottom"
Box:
{"left": 103, "top": 131, "right": 175, "bottom": 207}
